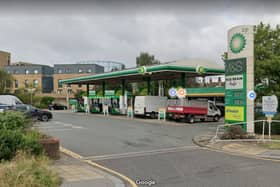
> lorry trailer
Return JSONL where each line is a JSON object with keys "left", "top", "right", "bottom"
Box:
{"left": 167, "top": 99, "right": 221, "bottom": 123}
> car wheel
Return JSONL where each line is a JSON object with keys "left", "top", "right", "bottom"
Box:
{"left": 214, "top": 115, "right": 219, "bottom": 122}
{"left": 188, "top": 116, "right": 195, "bottom": 124}
{"left": 151, "top": 112, "right": 156, "bottom": 119}
{"left": 41, "top": 115, "right": 49, "bottom": 122}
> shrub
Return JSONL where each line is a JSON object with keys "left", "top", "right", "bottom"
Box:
{"left": 0, "top": 111, "right": 31, "bottom": 131}
{"left": 221, "top": 125, "right": 253, "bottom": 139}
{"left": 0, "top": 130, "right": 23, "bottom": 161}
{"left": 39, "top": 96, "right": 55, "bottom": 109}
{"left": 0, "top": 152, "right": 62, "bottom": 187}
{"left": 21, "top": 130, "right": 43, "bottom": 156}
{"left": 0, "top": 129, "right": 43, "bottom": 161}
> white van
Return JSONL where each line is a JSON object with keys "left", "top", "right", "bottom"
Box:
{"left": 134, "top": 96, "right": 167, "bottom": 118}
{"left": 0, "top": 95, "right": 23, "bottom": 106}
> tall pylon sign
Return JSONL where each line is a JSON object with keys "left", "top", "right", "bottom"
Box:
{"left": 225, "top": 25, "right": 254, "bottom": 133}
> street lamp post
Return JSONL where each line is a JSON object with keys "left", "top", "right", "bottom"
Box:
{"left": 64, "top": 84, "right": 71, "bottom": 109}
{"left": 27, "top": 88, "right": 36, "bottom": 105}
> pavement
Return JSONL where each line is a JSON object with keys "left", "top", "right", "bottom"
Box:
{"left": 193, "top": 134, "right": 280, "bottom": 161}
{"left": 53, "top": 151, "right": 129, "bottom": 187}
{"left": 38, "top": 111, "right": 280, "bottom": 187}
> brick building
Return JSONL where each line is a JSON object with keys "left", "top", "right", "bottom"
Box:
{"left": 53, "top": 64, "right": 104, "bottom": 95}
{"left": 0, "top": 50, "right": 11, "bottom": 68}
{"left": 5, "top": 62, "right": 54, "bottom": 93}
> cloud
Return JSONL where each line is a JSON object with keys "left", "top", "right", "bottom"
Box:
{"left": 0, "top": 1, "right": 279, "bottom": 68}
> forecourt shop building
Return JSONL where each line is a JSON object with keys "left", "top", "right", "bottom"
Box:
{"left": 60, "top": 59, "right": 225, "bottom": 115}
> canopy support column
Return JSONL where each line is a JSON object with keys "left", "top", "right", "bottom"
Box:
{"left": 122, "top": 79, "right": 125, "bottom": 95}
{"left": 86, "top": 83, "right": 89, "bottom": 97}
{"left": 147, "top": 77, "right": 151, "bottom": 95}
{"left": 181, "top": 73, "right": 186, "bottom": 88}
{"left": 102, "top": 81, "right": 105, "bottom": 96}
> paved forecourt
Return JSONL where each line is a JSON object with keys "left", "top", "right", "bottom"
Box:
{"left": 38, "top": 111, "right": 218, "bottom": 157}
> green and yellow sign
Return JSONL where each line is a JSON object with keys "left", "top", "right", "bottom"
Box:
{"left": 225, "top": 106, "right": 244, "bottom": 121}
{"left": 226, "top": 25, "right": 254, "bottom": 133}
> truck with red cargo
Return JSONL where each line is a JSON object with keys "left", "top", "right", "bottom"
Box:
{"left": 167, "top": 99, "right": 221, "bottom": 123}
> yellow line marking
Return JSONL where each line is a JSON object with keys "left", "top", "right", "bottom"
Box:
{"left": 60, "top": 146, "right": 82, "bottom": 159}
{"left": 85, "top": 160, "right": 138, "bottom": 187}
{"left": 60, "top": 146, "right": 138, "bottom": 187}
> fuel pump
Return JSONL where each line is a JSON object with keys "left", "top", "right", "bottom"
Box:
{"left": 110, "top": 97, "right": 120, "bottom": 115}
{"left": 90, "top": 97, "right": 102, "bottom": 113}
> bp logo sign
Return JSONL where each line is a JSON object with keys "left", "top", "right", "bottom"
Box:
{"left": 139, "top": 66, "right": 147, "bottom": 74}
{"left": 196, "top": 66, "right": 205, "bottom": 75}
{"left": 230, "top": 33, "right": 246, "bottom": 54}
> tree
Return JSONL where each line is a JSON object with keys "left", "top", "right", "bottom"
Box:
{"left": 0, "top": 69, "right": 13, "bottom": 94}
{"left": 254, "top": 23, "right": 280, "bottom": 101}
{"left": 136, "top": 52, "right": 160, "bottom": 67}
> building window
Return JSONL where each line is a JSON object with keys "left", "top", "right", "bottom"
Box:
{"left": 33, "top": 80, "right": 38, "bottom": 88}
{"left": 78, "top": 69, "right": 83, "bottom": 73}
{"left": 25, "top": 70, "right": 29, "bottom": 74}
{"left": 25, "top": 80, "right": 29, "bottom": 88}
{"left": 57, "top": 89, "right": 62, "bottom": 94}
{"left": 78, "top": 84, "right": 82, "bottom": 88}
{"left": 14, "top": 80, "right": 19, "bottom": 88}
{"left": 34, "top": 69, "right": 38, "bottom": 74}
{"left": 58, "top": 80, "right": 62, "bottom": 88}
{"left": 66, "top": 68, "right": 71, "bottom": 73}
{"left": 87, "top": 69, "right": 92, "bottom": 73}
{"left": 58, "top": 69, "right": 62, "bottom": 74}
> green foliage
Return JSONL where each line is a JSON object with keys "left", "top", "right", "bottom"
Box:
{"left": 74, "top": 90, "right": 86, "bottom": 99}
{"left": 0, "top": 69, "right": 13, "bottom": 94}
{"left": 0, "top": 130, "right": 24, "bottom": 161}
{"left": 21, "top": 131, "right": 43, "bottom": 156}
{"left": 0, "top": 111, "right": 31, "bottom": 131}
{"left": 0, "top": 130, "right": 43, "bottom": 161}
{"left": 139, "top": 88, "right": 148, "bottom": 96}
{"left": 0, "top": 152, "right": 62, "bottom": 187}
{"left": 115, "top": 89, "right": 122, "bottom": 96}
{"left": 15, "top": 90, "right": 41, "bottom": 106}
{"left": 136, "top": 52, "right": 160, "bottom": 67}
{"left": 39, "top": 96, "right": 55, "bottom": 108}
{"left": 254, "top": 23, "right": 280, "bottom": 104}
{"left": 0, "top": 112, "right": 43, "bottom": 160}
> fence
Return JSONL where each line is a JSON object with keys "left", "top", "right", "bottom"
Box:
{"left": 210, "top": 120, "right": 280, "bottom": 143}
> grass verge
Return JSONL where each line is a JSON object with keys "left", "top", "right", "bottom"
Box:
{"left": 0, "top": 152, "right": 62, "bottom": 187}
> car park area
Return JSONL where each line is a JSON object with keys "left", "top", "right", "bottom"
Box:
{"left": 36, "top": 111, "right": 280, "bottom": 187}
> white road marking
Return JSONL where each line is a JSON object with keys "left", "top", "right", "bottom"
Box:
{"left": 42, "top": 129, "right": 75, "bottom": 132}
{"left": 35, "top": 121, "right": 86, "bottom": 131}
{"left": 83, "top": 145, "right": 201, "bottom": 161}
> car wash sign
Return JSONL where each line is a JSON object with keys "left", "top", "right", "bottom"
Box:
{"left": 225, "top": 25, "right": 254, "bottom": 133}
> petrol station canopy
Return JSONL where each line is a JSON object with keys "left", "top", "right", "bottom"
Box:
{"left": 60, "top": 59, "right": 224, "bottom": 85}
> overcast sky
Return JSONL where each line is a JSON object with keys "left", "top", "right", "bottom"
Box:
{"left": 0, "top": 0, "right": 279, "bottom": 68}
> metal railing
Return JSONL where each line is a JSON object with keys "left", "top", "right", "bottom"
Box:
{"left": 210, "top": 120, "right": 280, "bottom": 143}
